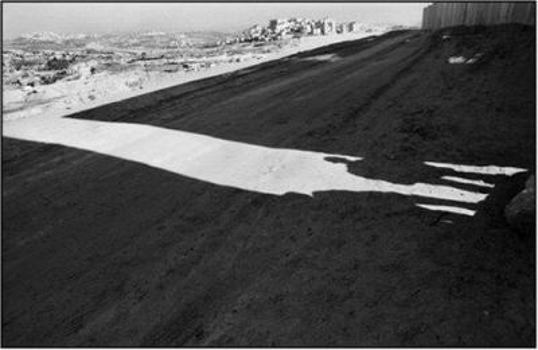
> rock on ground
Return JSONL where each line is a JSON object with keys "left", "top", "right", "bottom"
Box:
{"left": 505, "top": 175, "right": 536, "bottom": 236}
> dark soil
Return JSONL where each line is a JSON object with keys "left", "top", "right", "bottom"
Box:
{"left": 2, "top": 25, "right": 535, "bottom": 346}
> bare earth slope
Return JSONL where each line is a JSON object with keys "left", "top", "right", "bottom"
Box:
{"left": 2, "top": 25, "right": 535, "bottom": 346}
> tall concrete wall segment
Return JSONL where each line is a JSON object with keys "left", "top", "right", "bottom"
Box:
{"left": 422, "top": 2, "right": 535, "bottom": 30}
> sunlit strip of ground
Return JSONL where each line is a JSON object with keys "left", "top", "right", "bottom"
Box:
{"left": 4, "top": 115, "right": 525, "bottom": 216}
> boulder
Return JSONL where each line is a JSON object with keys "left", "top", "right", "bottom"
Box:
{"left": 505, "top": 174, "right": 535, "bottom": 235}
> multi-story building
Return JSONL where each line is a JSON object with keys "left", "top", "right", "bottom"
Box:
{"left": 269, "top": 19, "right": 289, "bottom": 34}
{"left": 264, "top": 17, "right": 362, "bottom": 39}
{"left": 321, "top": 17, "right": 336, "bottom": 35}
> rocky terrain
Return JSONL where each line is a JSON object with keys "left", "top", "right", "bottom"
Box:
{"left": 3, "top": 22, "right": 392, "bottom": 121}
{"left": 2, "top": 24, "right": 535, "bottom": 346}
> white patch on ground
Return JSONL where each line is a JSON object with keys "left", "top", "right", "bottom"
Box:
{"left": 300, "top": 54, "right": 340, "bottom": 62}
{"left": 466, "top": 53, "right": 483, "bottom": 64}
{"left": 425, "top": 161, "right": 527, "bottom": 176}
{"left": 441, "top": 176, "right": 495, "bottom": 188}
{"left": 448, "top": 56, "right": 467, "bottom": 64}
{"left": 415, "top": 204, "right": 476, "bottom": 216}
{"left": 5, "top": 116, "right": 489, "bottom": 207}
{"left": 447, "top": 53, "right": 483, "bottom": 65}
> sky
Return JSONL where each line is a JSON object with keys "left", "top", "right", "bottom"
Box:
{"left": 3, "top": 3, "right": 427, "bottom": 38}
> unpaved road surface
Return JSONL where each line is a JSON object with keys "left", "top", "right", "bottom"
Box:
{"left": 3, "top": 26, "right": 535, "bottom": 346}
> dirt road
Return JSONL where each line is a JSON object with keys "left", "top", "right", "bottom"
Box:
{"left": 3, "top": 26, "right": 535, "bottom": 346}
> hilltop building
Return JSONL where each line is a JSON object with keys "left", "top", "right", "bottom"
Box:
{"left": 321, "top": 17, "right": 336, "bottom": 35}
{"left": 244, "top": 17, "right": 376, "bottom": 42}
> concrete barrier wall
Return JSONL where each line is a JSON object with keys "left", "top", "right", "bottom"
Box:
{"left": 422, "top": 2, "right": 536, "bottom": 30}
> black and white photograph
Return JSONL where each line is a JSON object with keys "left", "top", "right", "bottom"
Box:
{"left": 1, "top": 0, "right": 536, "bottom": 347}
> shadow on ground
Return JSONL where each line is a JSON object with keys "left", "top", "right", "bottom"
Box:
{"left": 2, "top": 24, "right": 535, "bottom": 346}
{"left": 2, "top": 136, "right": 534, "bottom": 347}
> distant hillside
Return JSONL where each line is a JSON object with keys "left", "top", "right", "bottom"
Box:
{"left": 3, "top": 31, "right": 235, "bottom": 52}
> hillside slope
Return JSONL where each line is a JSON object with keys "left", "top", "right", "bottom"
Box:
{"left": 2, "top": 25, "right": 535, "bottom": 346}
